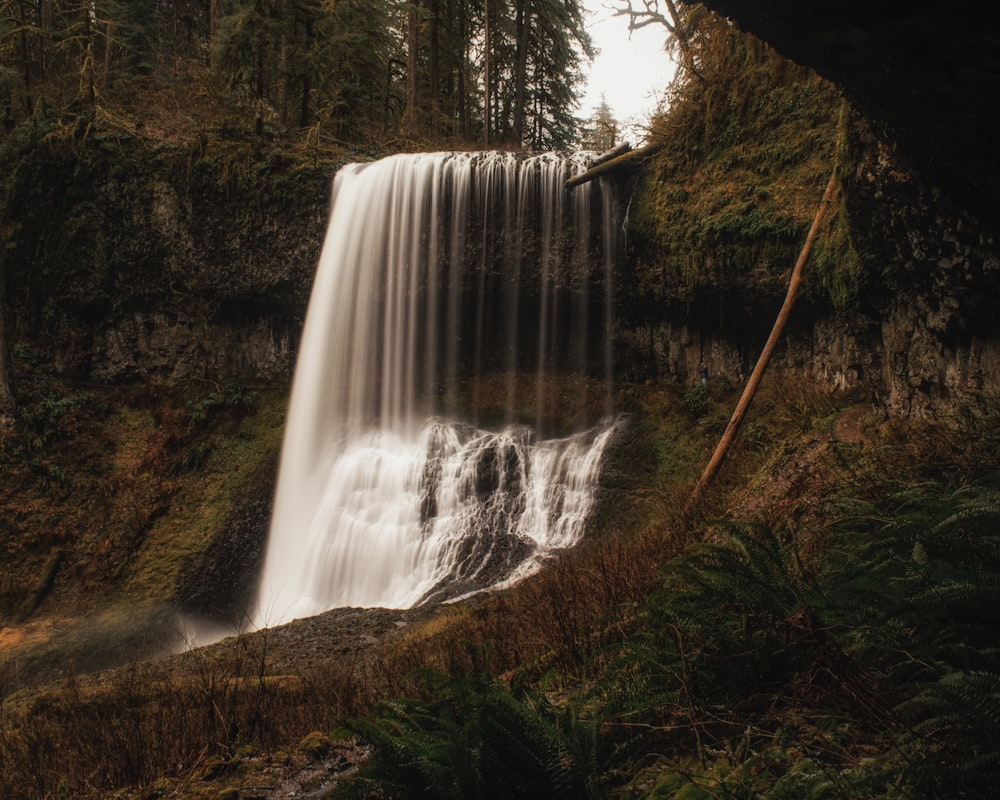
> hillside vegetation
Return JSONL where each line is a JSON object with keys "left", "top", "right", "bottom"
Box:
{"left": 2, "top": 3, "right": 999, "bottom": 800}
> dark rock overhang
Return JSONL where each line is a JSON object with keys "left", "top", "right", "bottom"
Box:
{"left": 698, "top": 0, "right": 1000, "bottom": 225}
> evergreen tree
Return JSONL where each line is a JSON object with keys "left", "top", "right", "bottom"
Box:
{"left": 519, "top": 0, "right": 591, "bottom": 148}
{"left": 0, "top": 0, "right": 595, "bottom": 146}
{"left": 216, "top": 0, "right": 280, "bottom": 135}
{"left": 580, "top": 96, "right": 618, "bottom": 151}
{"left": 310, "top": 0, "right": 397, "bottom": 138}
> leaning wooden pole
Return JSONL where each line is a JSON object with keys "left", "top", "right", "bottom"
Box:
{"left": 684, "top": 168, "right": 838, "bottom": 516}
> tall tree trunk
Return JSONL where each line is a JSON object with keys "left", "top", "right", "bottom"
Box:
{"left": 82, "top": 6, "right": 98, "bottom": 111}
{"left": 300, "top": 73, "right": 312, "bottom": 128}
{"left": 255, "top": 48, "right": 265, "bottom": 135}
{"left": 103, "top": 18, "right": 114, "bottom": 81}
{"left": 36, "top": 0, "right": 47, "bottom": 82}
{"left": 458, "top": 0, "right": 468, "bottom": 137}
{"left": 299, "top": 18, "right": 313, "bottom": 127}
{"left": 17, "top": 0, "right": 34, "bottom": 115}
{"left": 278, "top": 29, "right": 288, "bottom": 125}
{"left": 207, "top": 0, "right": 222, "bottom": 65}
{"left": 405, "top": 2, "right": 420, "bottom": 135}
{"left": 510, "top": 0, "right": 531, "bottom": 145}
{"left": 685, "top": 169, "right": 837, "bottom": 515}
{"left": 482, "top": 0, "right": 490, "bottom": 146}
{"left": 428, "top": 0, "right": 440, "bottom": 136}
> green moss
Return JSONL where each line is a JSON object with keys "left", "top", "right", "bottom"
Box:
{"left": 630, "top": 24, "right": 858, "bottom": 309}
{"left": 122, "top": 390, "right": 286, "bottom": 605}
{"left": 298, "top": 730, "right": 332, "bottom": 760}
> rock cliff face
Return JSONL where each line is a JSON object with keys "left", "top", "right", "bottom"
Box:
{"left": 6, "top": 140, "right": 332, "bottom": 385}
{"left": 6, "top": 104, "right": 998, "bottom": 420}
{"left": 849, "top": 126, "right": 1000, "bottom": 416}
{"left": 687, "top": 0, "right": 1000, "bottom": 416}
{"left": 620, "top": 114, "right": 998, "bottom": 417}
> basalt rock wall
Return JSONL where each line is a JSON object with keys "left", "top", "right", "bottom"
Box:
{"left": 5, "top": 137, "right": 334, "bottom": 386}
{"left": 618, "top": 116, "right": 999, "bottom": 418}
{"left": 5, "top": 130, "right": 998, "bottom": 418}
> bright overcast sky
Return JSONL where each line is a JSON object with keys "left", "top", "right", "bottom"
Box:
{"left": 577, "top": 0, "right": 677, "bottom": 142}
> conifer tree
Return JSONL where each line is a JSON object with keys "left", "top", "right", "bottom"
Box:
{"left": 580, "top": 96, "right": 618, "bottom": 152}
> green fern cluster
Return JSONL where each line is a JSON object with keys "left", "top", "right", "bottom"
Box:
{"left": 594, "top": 522, "right": 874, "bottom": 796}
{"left": 617, "top": 522, "right": 829, "bottom": 709}
{"left": 831, "top": 490, "right": 1000, "bottom": 797}
{"left": 338, "top": 645, "right": 602, "bottom": 800}
{"left": 340, "top": 489, "right": 1000, "bottom": 800}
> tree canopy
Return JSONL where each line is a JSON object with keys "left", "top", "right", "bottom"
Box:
{"left": 0, "top": 0, "right": 594, "bottom": 150}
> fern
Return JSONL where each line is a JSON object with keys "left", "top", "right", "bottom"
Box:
{"left": 341, "top": 647, "right": 603, "bottom": 800}
{"left": 831, "top": 489, "right": 1000, "bottom": 658}
{"left": 652, "top": 522, "right": 833, "bottom": 697}
{"left": 896, "top": 670, "right": 1000, "bottom": 797}
{"left": 823, "top": 488, "right": 1000, "bottom": 796}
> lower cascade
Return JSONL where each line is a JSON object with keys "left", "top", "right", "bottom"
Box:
{"left": 254, "top": 151, "right": 622, "bottom": 628}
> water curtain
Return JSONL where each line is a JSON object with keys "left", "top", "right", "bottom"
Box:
{"left": 255, "top": 152, "right": 621, "bottom": 626}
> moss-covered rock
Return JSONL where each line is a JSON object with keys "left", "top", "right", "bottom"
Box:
{"left": 2, "top": 131, "right": 337, "bottom": 383}
{"left": 298, "top": 731, "right": 333, "bottom": 761}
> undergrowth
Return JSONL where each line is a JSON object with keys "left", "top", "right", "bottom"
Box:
{"left": 0, "top": 372, "right": 286, "bottom": 692}
{"left": 336, "top": 482, "right": 1000, "bottom": 800}
{"left": 1, "top": 373, "right": 992, "bottom": 799}
{"left": 324, "top": 381, "right": 1000, "bottom": 799}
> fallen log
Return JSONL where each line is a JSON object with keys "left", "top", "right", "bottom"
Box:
{"left": 566, "top": 145, "right": 658, "bottom": 189}
{"left": 683, "top": 167, "right": 838, "bottom": 518}
{"left": 589, "top": 141, "right": 632, "bottom": 168}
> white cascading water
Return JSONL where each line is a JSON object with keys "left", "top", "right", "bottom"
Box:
{"left": 253, "top": 151, "right": 620, "bottom": 628}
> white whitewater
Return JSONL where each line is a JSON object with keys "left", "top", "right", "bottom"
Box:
{"left": 254, "top": 152, "right": 620, "bottom": 627}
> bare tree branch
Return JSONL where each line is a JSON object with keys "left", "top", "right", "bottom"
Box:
{"left": 614, "top": 0, "right": 702, "bottom": 81}
{"left": 684, "top": 168, "right": 839, "bottom": 516}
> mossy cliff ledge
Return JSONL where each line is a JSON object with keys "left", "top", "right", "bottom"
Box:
{"left": 5, "top": 112, "right": 998, "bottom": 418}
{"left": 618, "top": 112, "right": 998, "bottom": 419}
{"left": 4, "top": 134, "right": 335, "bottom": 384}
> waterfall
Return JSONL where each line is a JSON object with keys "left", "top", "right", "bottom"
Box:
{"left": 253, "top": 151, "right": 621, "bottom": 628}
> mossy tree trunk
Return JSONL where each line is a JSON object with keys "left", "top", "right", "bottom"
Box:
{"left": 0, "top": 236, "right": 14, "bottom": 424}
